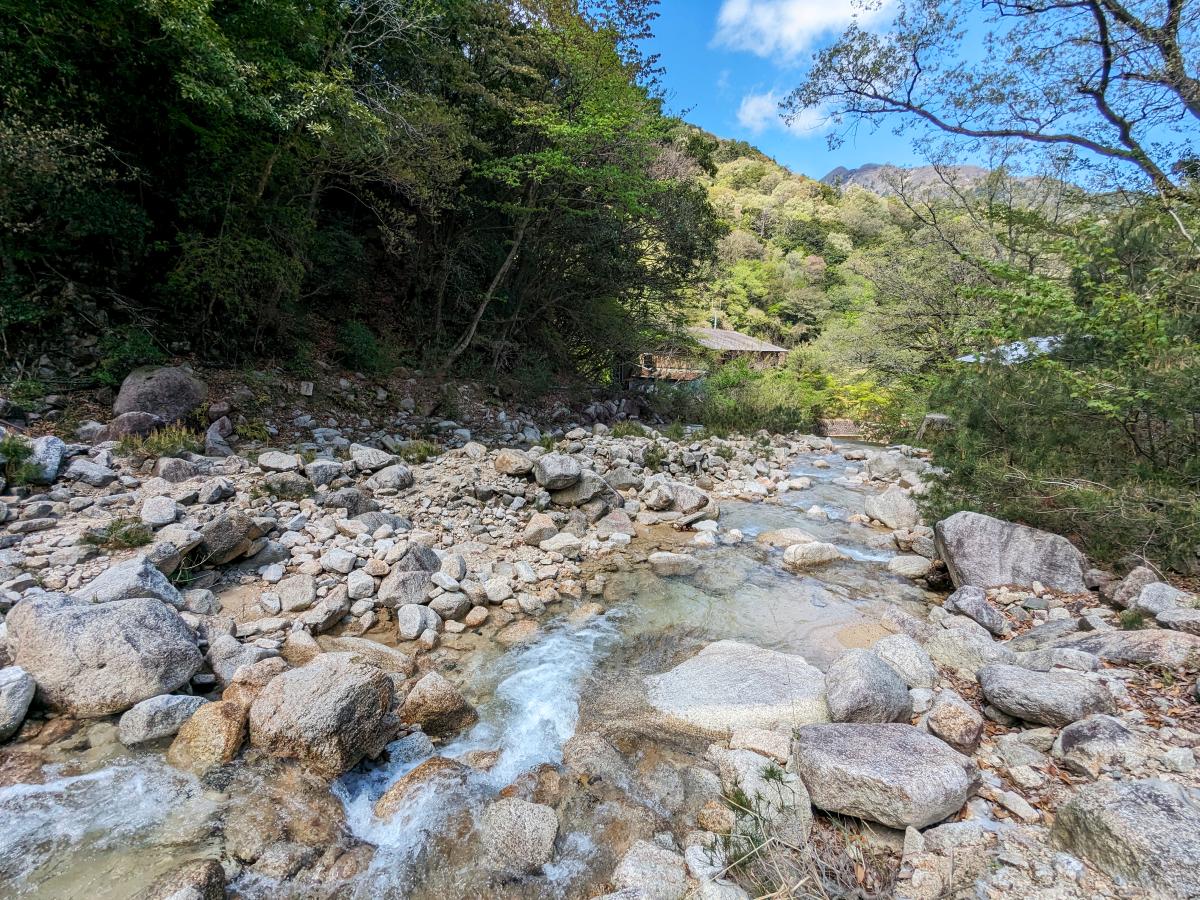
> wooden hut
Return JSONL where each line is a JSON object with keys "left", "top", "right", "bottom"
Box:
{"left": 630, "top": 327, "right": 788, "bottom": 385}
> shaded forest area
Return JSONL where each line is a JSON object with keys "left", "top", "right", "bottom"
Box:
{"left": 1, "top": 0, "right": 716, "bottom": 387}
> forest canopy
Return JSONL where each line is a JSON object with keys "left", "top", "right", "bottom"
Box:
{"left": 0, "top": 0, "right": 717, "bottom": 382}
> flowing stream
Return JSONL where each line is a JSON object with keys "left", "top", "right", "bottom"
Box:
{"left": 0, "top": 442, "right": 928, "bottom": 898}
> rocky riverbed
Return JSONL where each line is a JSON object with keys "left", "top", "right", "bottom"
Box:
{"left": 1, "top": 366, "right": 1199, "bottom": 899}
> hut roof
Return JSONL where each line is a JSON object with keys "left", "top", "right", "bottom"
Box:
{"left": 688, "top": 327, "right": 787, "bottom": 354}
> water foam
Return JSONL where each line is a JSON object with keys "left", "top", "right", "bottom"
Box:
{"left": 0, "top": 760, "right": 199, "bottom": 889}
{"left": 330, "top": 612, "right": 620, "bottom": 891}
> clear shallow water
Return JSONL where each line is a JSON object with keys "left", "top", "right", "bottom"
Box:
{"left": 322, "top": 444, "right": 926, "bottom": 893}
{"left": 1, "top": 442, "right": 928, "bottom": 897}
{"left": 0, "top": 759, "right": 220, "bottom": 897}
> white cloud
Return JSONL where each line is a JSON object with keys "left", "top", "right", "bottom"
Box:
{"left": 783, "top": 104, "right": 830, "bottom": 134}
{"left": 736, "top": 90, "right": 784, "bottom": 134}
{"left": 714, "top": 0, "right": 891, "bottom": 61}
{"left": 737, "top": 89, "right": 829, "bottom": 136}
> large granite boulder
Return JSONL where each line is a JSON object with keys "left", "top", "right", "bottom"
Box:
{"left": 871, "top": 633, "right": 936, "bottom": 689}
{"left": 925, "top": 626, "right": 1014, "bottom": 678}
{"left": 118, "top": 694, "right": 208, "bottom": 746}
{"left": 494, "top": 448, "right": 534, "bottom": 476}
{"left": 550, "top": 471, "right": 608, "bottom": 507}
{"left": 934, "top": 511, "right": 1086, "bottom": 592}
{"left": 978, "top": 664, "right": 1114, "bottom": 727}
{"left": 943, "top": 585, "right": 1009, "bottom": 637}
{"left": 166, "top": 699, "right": 247, "bottom": 776}
{"left": 864, "top": 486, "right": 919, "bottom": 529}
{"left": 377, "top": 544, "right": 441, "bottom": 608}
{"left": 373, "top": 756, "right": 469, "bottom": 821}
{"left": 5, "top": 594, "right": 202, "bottom": 717}
{"left": 610, "top": 840, "right": 689, "bottom": 900}
{"left": 1051, "top": 714, "right": 1139, "bottom": 778}
{"left": 99, "top": 411, "right": 164, "bottom": 441}
{"left": 644, "top": 640, "right": 828, "bottom": 737}
{"left": 825, "top": 649, "right": 911, "bottom": 723}
{"left": 924, "top": 691, "right": 984, "bottom": 754}
{"left": 399, "top": 671, "right": 477, "bottom": 737}
{"left": 27, "top": 435, "right": 66, "bottom": 484}
{"left": 1052, "top": 779, "right": 1200, "bottom": 897}
{"left": 207, "top": 633, "right": 276, "bottom": 686}
{"left": 76, "top": 555, "right": 183, "bottom": 607}
{"left": 364, "top": 464, "right": 414, "bottom": 492}
{"left": 198, "top": 512, "right": 260, "bottom": 565}
{"left": 792, "top": 723, "right": 978, "bottom": 829}
{"left": 532, "top": 452, "right": 582, "bottom": 490}
{"left": 395, "top": 603, "right": 442, "bottom": 640}
{"left": 248, "top": 652, "right": 398, "bottom": 776}
{"left": 114, "top": 366, "right": 206, "bottom": 424}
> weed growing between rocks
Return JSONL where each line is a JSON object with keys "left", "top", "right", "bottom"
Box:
{"left": 82, "top": 517, "right": 153, "bottom": 549}
{"left": 397, "top": 440, "right": 440, "bottom": 464}
{"left": 237, "top": 420, "right": 271, "bottom": 444}
{"left": 720, "top": 795, "right": 898, "bottom": 900}
{"left": 117, "top": 425, "right": 203, "bottom": 459}
{"left": 1119, "top": 609, "right": 1147, "bottom": 630}
{"left": 642, "top": 444, "right": 666, "bottom": 472}
{"left": 169, "top": 548, "right": 215, "bottom": 588}
{"left": 661, "top": 421, "right": 686, "bottom": 442}
{"left": 0, "top": 434, "right": 39, "bottom": 485}
{"left": 3, "top": 379, "right": 47, "bottom": 406}
{"left": 610, "top": 421, "right": 647, "bottom": 438}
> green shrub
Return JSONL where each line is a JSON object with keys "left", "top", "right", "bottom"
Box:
{"left": 692, "top": 360, "right": 827, "bottom": 434}
{"left": 335, "top": 321, "right": 391, "bottom": 373}
{"left": 610, "top": 421, "right": 647, "bottom": 438}
{"left": 4, "top": 379, "right": 46, "bottom": 406}
{"left": 661, "top": 421, "right": 686, "bottom": 441}
{"left": 0, "top": 434, "right": 38, "bottom": 484}
{"left": 922, "top": 359, "right": 1200, "bottom": 572}
{"left": 237, "top": 420, "right": 271, "bottom": 444}
{"left": 117, "top": 424, "right": 202, "bottom": 459}
{"left": 642, "top": 443, "right": 666, "bottom": 471}
{"left": 83, "top": 517, "right": 153, "bottom": 549}
{"left": 97, "top": 326, "right": 166, "bottom": 387}
{"left": 1118, "top": 609, "right": 1147, "bottom": 630}
{"left": 397, "top": 439, "right": 440, "bottom": 464}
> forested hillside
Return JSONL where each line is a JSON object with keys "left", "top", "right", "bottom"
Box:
{"left": 0, "top": 0, "right": 1196, "bottom": 570}
{"left": 0, "top": 0, "right": 716, "bottom": 386}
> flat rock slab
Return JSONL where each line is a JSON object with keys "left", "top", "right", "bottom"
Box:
{"left": 935, "top": 511, "right": 1086, "bottom": 592}
{"left": 77, "top": 555, "right": 182, "bottom": 607}
{"left": 644, "top": 640, "right": 828, "bottom": 738}
{"left": 1052, "top": 629, "right": 1200, "bottom": 668}
{"left": 1052, "top": 778, "right": 1200, "bottom": 897}
{"left": 792, "top": 723, "right": 978, "bottom": 829}
{"left": 978, "top": 664, "right": 1114, "bottom": 727}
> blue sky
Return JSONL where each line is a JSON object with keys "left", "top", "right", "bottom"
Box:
{"left": 648, "top": 0, "right": 924, "bottom": 179}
